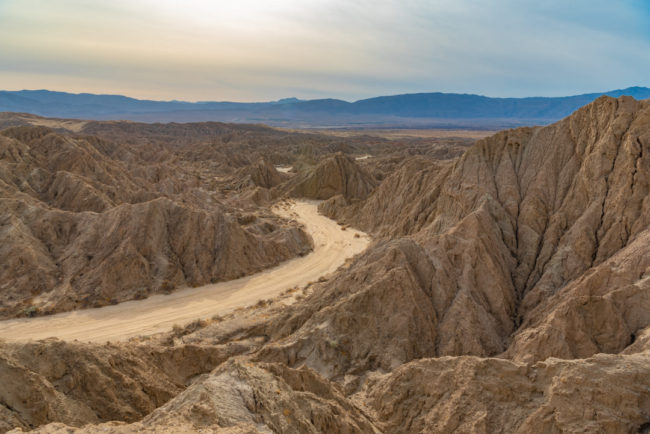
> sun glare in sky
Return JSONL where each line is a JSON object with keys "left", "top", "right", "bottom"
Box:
{"left": 1, "top": 0, "right": 649, "bottom": 101}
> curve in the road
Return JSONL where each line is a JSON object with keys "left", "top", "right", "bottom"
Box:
{"left": 0, "top": 200, "right": 369, "bottom": 343}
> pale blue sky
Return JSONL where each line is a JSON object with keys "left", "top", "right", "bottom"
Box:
{"left": 1, "top": 0, "right": 649, "bottom": 101}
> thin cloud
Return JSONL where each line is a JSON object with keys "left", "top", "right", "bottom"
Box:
{"left": 0, "top": 0, "right": 648, "bottom": 101}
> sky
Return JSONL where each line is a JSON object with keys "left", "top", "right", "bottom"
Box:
{"left": 1, "top": 0, "right": 649, "bottom": 102}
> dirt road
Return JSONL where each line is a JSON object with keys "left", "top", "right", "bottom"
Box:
{"left": 0, "top": 200, "right": 369, "bottom": 343}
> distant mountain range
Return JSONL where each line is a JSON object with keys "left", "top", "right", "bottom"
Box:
{"left": 1, "top": 87, "right": 649, "bottom": 128}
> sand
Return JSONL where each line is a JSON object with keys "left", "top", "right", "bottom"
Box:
{"left": 0, "top": 200, "right": 369, "bottom": 343}
{"left": 275, "top": 165, "right": 293, "bottom": 173}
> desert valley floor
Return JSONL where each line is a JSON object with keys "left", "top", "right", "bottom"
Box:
{"left": 0, "top": 200, "right": 368, "bottom": 342}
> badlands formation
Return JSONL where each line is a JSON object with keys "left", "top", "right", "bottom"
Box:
{"left": 0, "top": 96, "right": 649, "bottom": 433}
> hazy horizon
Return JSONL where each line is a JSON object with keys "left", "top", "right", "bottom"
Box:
{"left": 2, "top": 0, "right": 650, "bottom": 102}
{"left": 4, "top": 85, "right": 650, "bottom": 105}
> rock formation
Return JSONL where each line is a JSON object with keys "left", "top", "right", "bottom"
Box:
{"left": 282, "top": 152, "right": 378, "bottom": 200}
{"left": 0, "top": 127, "right": 312, "bottom": 318}
{"left": 2, "top": 96, "right": 650, "bottom": 433}
{"left": 0, "top": 337, "right": 252, "bottom": 432}
{"left": 310, "top": 95, "right": 650, "bottom": 364}
{"left": 238, "top": 159, "right": 286, "bottom": 189}
{"left": 364, "top": 351, "right": 650, "bottom": 433}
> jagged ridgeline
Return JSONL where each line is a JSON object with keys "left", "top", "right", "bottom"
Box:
{"left": 0, "top": 96, "right": 649, "bottom": 433}
{"left": 0, "top": 115, "right": 468, "bottom": 319}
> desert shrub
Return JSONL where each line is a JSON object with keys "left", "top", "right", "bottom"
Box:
{"left": 23, "top": 305, "right": 39, "bottom": 317}
{"left": 255, "top": 299, "right": 270, "bottom": 307}
{"left": 237, "top": 214, "right": 257, "bottom": 225}
{"left": 133, "top": 287, "right": 148, "bottom": 300}
{"left": 160, "top": 280, "right": 174, "bottom": 294}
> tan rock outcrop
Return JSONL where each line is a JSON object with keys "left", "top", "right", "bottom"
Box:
{"left": 364, "top": 351, "right": 650, "bottom": 433}
{"left": 238, "top": 159, "right": 286, "bottom": 189}
{"left": 0, "top": 127, "right": 312, "bottom": 318}
{"left": 283, "top": 153, "right": 377, "bottom": 200}
{"left": 0, "top": 339, "right": 253, "bottom": 431}
{"left": 3, "top": 96, "right": 650, "bottom": 433}
{"left": 312, "top": 96, "right": 650, "bottom": 364}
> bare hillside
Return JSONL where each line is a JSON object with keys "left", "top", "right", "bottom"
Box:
{"left": 0, "top": 126, "right": 312, "bottom": 318}
{"left": 2, "top": 97, "right": 649, "bottom": 433}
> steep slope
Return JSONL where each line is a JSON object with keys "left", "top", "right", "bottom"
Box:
{"left": 363, "top": 350, "right": 650, "bottom": 433}
{"left": 318, "top": 156, "right": 454, "bottom": 235}
{"left": 262, "top": 96, "right": 650, "bottom": 373}
{"left": 235, "top": 158, "right": 287, "bottom": 189}
{"left": 0, "top": 339, "right": 251, "bottom": 432}
{"left": 0, "top": 126, "right": 151, "bottom": 212}
{"left": 282, "top": 153, "right": 378, "bottom": 200}
{"left": 7, "top": 305, "right": 649, "bottom": 433}
{"left": 3, "top": 96, "right": 650, "bottom": 434}
{"left": 0, "top": 127, "right": 312, "bottom": 318}
{"left": 0, "top": 200, "right": 368, "bottom": 343}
